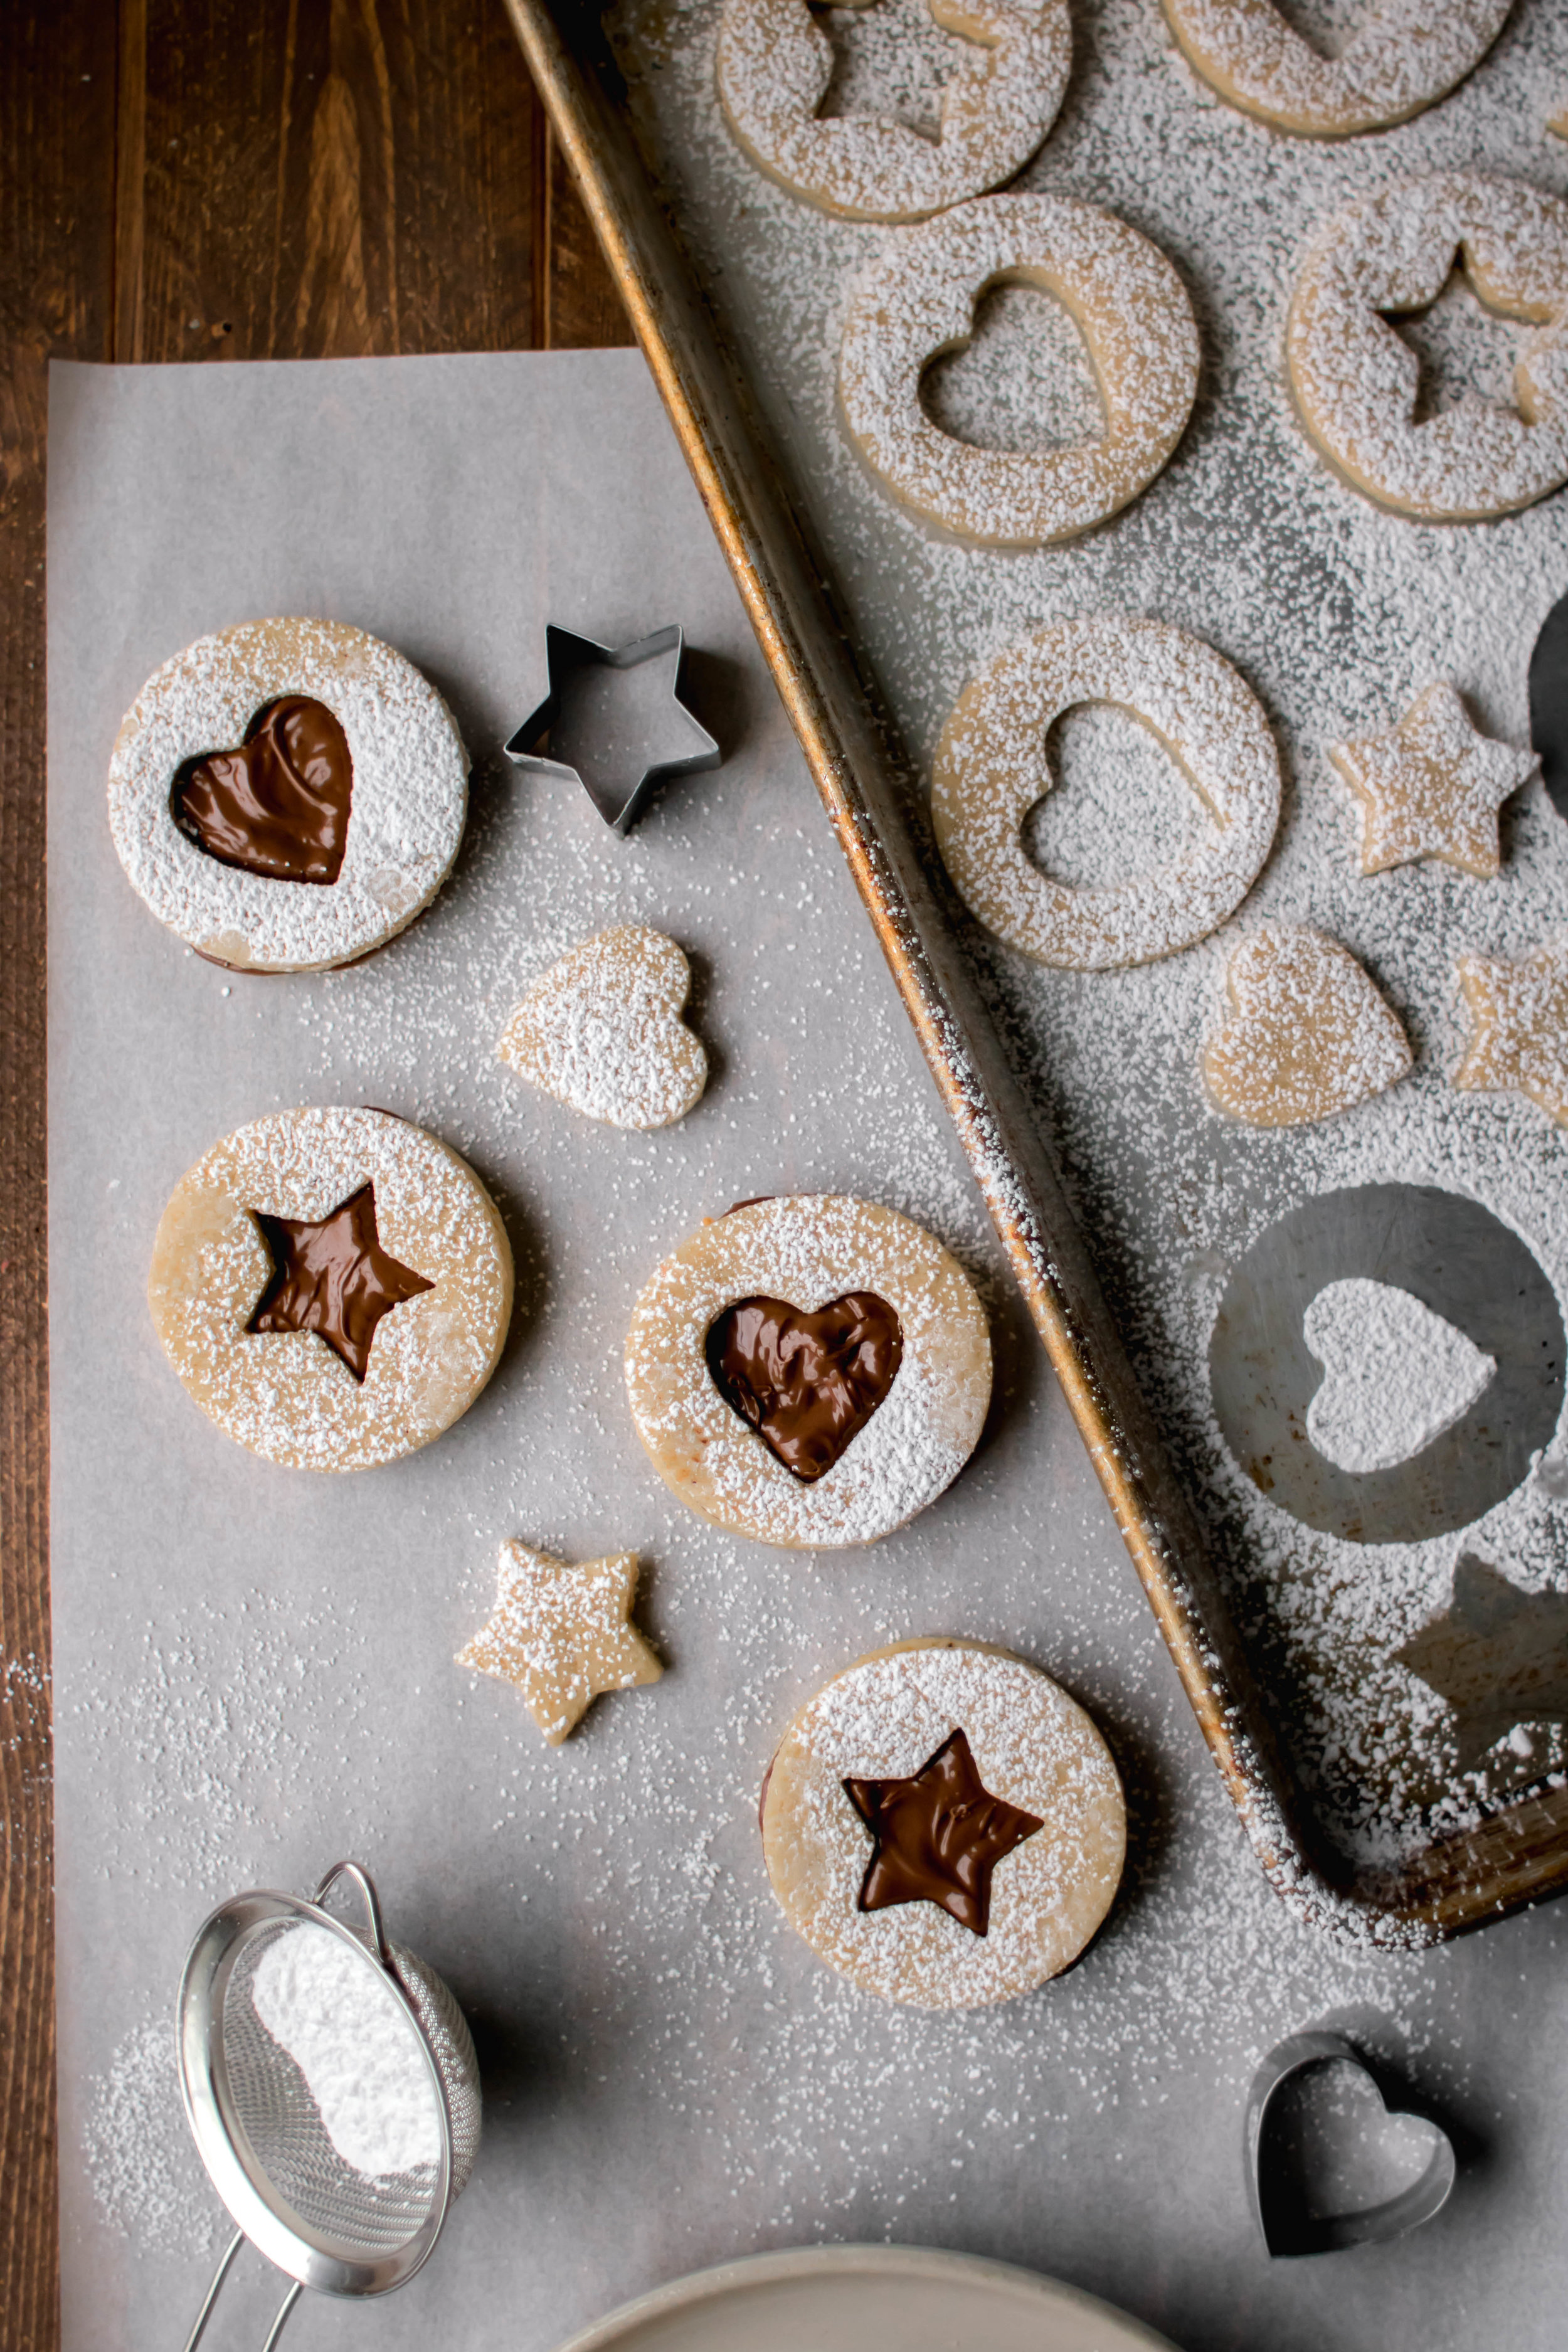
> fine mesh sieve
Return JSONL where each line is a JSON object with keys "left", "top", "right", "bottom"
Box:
{"left": 177, "top": 1861, "right": 481, "bottom": 2351}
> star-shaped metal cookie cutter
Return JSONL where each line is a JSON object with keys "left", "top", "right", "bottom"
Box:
{"left": 505, "top": 622, "right": 720, "bottom": 835}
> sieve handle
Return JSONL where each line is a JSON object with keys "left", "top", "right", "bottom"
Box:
{"left": 179, "top": 2230, "right": 301, "bottom": 2352}
{"left": 310, "top": 1859, "right": 391, "bottom": 1965}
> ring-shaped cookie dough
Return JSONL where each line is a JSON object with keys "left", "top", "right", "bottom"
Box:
{"left": 1160, "top": 0, "right": 1512, "bottom": 139}
{"left": 931, "top": 617, "right": 1281, "bottom": 970}
{"left": 761, "top": 1638, "right": 1125, "bottom": 2007}
{"left": 839, "top": 196, "right": 1200, "bottom": 547}
{"left": 1286, "top": 174, "right": 1568, "bottom": 523}
{"left": 148, "top": 1105, "right": 514, "bottom": 1471}
{"left": 716, "top": 0, "right": 1070, "bottom": 225}
{"left": 110, "top": 618, "right": 469, "bottom": 972}
{"left": 1208, "top": 1182, "right": 1565, "bottom": 1544}
{"left": 623, "top": 1195, "right": 991, "bottom": 1548}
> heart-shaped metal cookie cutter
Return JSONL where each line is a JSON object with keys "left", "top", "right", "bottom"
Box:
{"left": 1246, "top": 2029, "right": 1456, "bottom": 2256}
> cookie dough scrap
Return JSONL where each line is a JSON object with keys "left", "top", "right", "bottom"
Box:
{"left": 1453, "top": 945, "right": 1568, "bottom": 1127}
{"left": 716, "top": 0, "right": 1071, "bottom": 226}
{"left": 761, "top": 1638, "right": 1125, "bottom": 2008}
{"left": 1205, "top": 924, "right": 1412, "bottom": 1127}
{"left": 497, "top": 926, "right": 707, "bottom": 1131}
{"left": 1328, "top": 682, "right": 1538, "bottom": 879}
{"left": 458, "top": 1541, "right": 663, "bottom": 1745}
{"left": 1160, "top": 0, "right": 1512, "bottom": 140}
{"left": 1286, "top": 174, "right": 1568, "bottom": 524}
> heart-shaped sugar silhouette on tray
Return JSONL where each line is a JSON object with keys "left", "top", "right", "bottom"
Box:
{"left": 497, "top": 925, "right": 707, "bottom": 1131}
{"left": 1204, "top": 924, "right": 1412, "bottom": 1127}
{"left": 172, "top": 695, "right": 354, "bottom": 884}
{"left": 1247, "top": 2030, "right": 1456, "bottom": 2257}
{"left": 706, "top": 1291, "right": 903, "bottom": 1481}
{"left": 1303, "top": 1277, "right": 1496, "bottom": 1474}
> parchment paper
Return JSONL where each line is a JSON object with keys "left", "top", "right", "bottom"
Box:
{"left": 47, "top": 353, "right": 1568, "bottom": 2352}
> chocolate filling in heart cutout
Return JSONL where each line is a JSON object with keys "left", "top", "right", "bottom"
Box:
{"left": 705, "top": 1291, "right": 903, "bottom": 1481}
{"left": 172, "top": 695, "right": 354, "bottom": 884}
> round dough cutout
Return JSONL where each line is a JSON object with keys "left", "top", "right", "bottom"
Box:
{"left": 717, "top": 0, "right": 1071, "bottom": 225}
{"left": 840, "top": 195, "right": 1200, "bottom": 547}
{"left": 931, "top": 616, "right": 1281, "bottom": 969}
{"left": 1287, "top": 174, "right": 1568, "bottom": 523}
{"left": 624, "top": 1195, "right": 990, "bottom": 1548}
{"left": 148, "top": 1104, "right": 513, "bottom": 1471}
{"left": 761, "top": 1638, "right": 1126, "bottom": 2007}
{"left": 1161, "top": 0, "right": 1512, "bottom": 139}
{"left": 110, "top": 618, "right": 469, "bottom": 972}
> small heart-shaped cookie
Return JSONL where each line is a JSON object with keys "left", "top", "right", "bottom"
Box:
{"left": 1205, "top": 924, "right": 1411, "bottom": 1127}
{"left": 173, "top": 695, "right": 353, "bottom": 884}
{"left": 705, "top": 1291, "right": 904, "bottom": 1482}
{"left": 497, "top": 925, "right": 707, "bottom": 1131}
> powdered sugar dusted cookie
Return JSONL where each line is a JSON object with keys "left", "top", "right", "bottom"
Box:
{"left": 716, "top": 0, "right": 1070, "bottom": 225}
{"left": 1286, "top": 175, "right": 1568, "bottom": 523}
{"left": 624, "top": 1195, "right": 990, "bottom": 1548}
{"left": 148, "top": 1105, "right": 512, "bottom": 1470}
{"left": 1160, "top": 0, "right": 1512, "bottom": 139}
{"left": 1204, "top": 924, "right": 1412, "bottom": 1127}
{"left": 761, "top": 1638, "right": 1125, "bottom": 2007}
{"left": 839, "top": 196, "right": 1199, "bottom": 547}
{"left": 457, "top": 1540, "right": 662, "bottom": 1745}
{"left": 932, "top": 617, "right": 1279, "bottom": 968}
{"left": 1453, "top": 944, "right": 1568, "bottom": 1126}
{"left": 109, "top": 618, "right": 469, "bottom": 972}
{"left": 1328, "top": 682, "right": 1537, "bottom": 879}
{"left": 497, "top": 926, "right": 707, "bottom": 1130}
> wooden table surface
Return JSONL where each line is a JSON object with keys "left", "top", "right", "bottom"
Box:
{"left": 0, "top": 8, "right": 630, "bottom": 2340}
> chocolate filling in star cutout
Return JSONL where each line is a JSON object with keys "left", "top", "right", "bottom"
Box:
{"left": 246, "top": 1181, "right": 434, "bottom": 1383}
{"left": 844, "top": 1727, "right": 1043, "bottom": 1937}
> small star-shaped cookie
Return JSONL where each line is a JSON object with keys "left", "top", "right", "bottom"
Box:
{"left": 246, "top": 1181, "right": 433, "bottom": 1383}
{"left": 1327, "top": 682, "right": 1537, "bottom": 879}
{"left": 1452, "top": 942, "right": 1568, "bottom": 1126}
{"left": 457, "top": 1541, "right": 663, "bottom": 1745}
{"left": 844, "top": 1727, "right": 1043, "bottom": 1937}
{"left": 1396, "top": 1554, "right": 1568, "bottom": 1773}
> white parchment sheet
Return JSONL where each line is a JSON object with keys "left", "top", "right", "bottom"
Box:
{"left": 46, "top": 354, "right": 1568, "bottom": 2352}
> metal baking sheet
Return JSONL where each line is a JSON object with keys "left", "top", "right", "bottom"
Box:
{"left": 48, "top": 349, "right": 1568, "bottom": 2352}
{"left": 506, "top": 0, "right": 1568, "bottom": 1934}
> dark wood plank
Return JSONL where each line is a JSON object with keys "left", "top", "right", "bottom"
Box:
{"left": 538, "top": 115, "right": 637, "bottom": 350}
{"left": 0, "top": 9, "right": 119, "bottom": 2345}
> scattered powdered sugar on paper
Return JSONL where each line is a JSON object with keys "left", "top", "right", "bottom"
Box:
{"left": 250, "top": 1924, "right": 442, "bottom": 2178}
{"left": 83, "top": 2021, "right": 222, "bottom": 2257}
{"left": 1304, "top": 1276, "right": 1496, "bottom": 1474}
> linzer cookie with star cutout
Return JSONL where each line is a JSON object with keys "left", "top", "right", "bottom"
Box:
{"left": 147, "top": 1105, "right": 512, "bottom": 1470}
{"left": 109, "top": 618, "right": 468, "bottom": 972}
{"left": 624, "top": 1195, "right": 990, "bottom": 1547}
{"left": 761, "top": 1639, "right": 1125, "bottom": 2007}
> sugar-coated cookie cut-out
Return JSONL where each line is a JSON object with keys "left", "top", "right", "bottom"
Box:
{"left": 1328, "top": 682, "right": 1538, "bottom": 879}
{"left": 1204, "top": 925, "right": 1413, "bottom": 1127}
{"left": 839, "top": 196, "right": 1199, "bottom": 548}
{"left": 760, "top": 1638, "right": 1125, "bottom": 2008}
{"left": 625, "top": 1195, "right": 990, "bottom": 1548}
{"left": 1286, "top": 174, "right": 1568, "bottom": 524}
{"left": 1453, "top": 944, "right": 1568, "bottom": 1127}
{"left": 1160, "top": 0, "right": 1512, "bottom": 139}
{"left": 497, "top": 926, "right": 707, "bottom": 1131}
{"left": 109, "top": 618, "right": 469, "bottom": 972}
{"left": 932, "top": 617, "right": 1279, "bottom": 969}
{"left": 457, "top": 1541, "right": 662, "bottom": 1745}
{"left": 147, "top": 1106, "right": 513, "bottom": 1471}
{"left": 716, "top": 0, "right": 1070, "bottom": 225}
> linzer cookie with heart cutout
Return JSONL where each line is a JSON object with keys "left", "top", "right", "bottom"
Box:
{"left": 109, "top": 618, "right": 469, "bottom": 972}
{"left": 624, "top": 1195, "right": 990, "bottom": 1547}
{"left": 760, "top": 1638, "right": 1125, "bottom": 2007}
{"left": 148, "top": 1104, "right": 513, "bottom": 1470}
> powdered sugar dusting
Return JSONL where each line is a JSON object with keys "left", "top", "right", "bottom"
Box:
{"left": 1304, "top": 1278, "right": 1496, "bottom": 1473}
